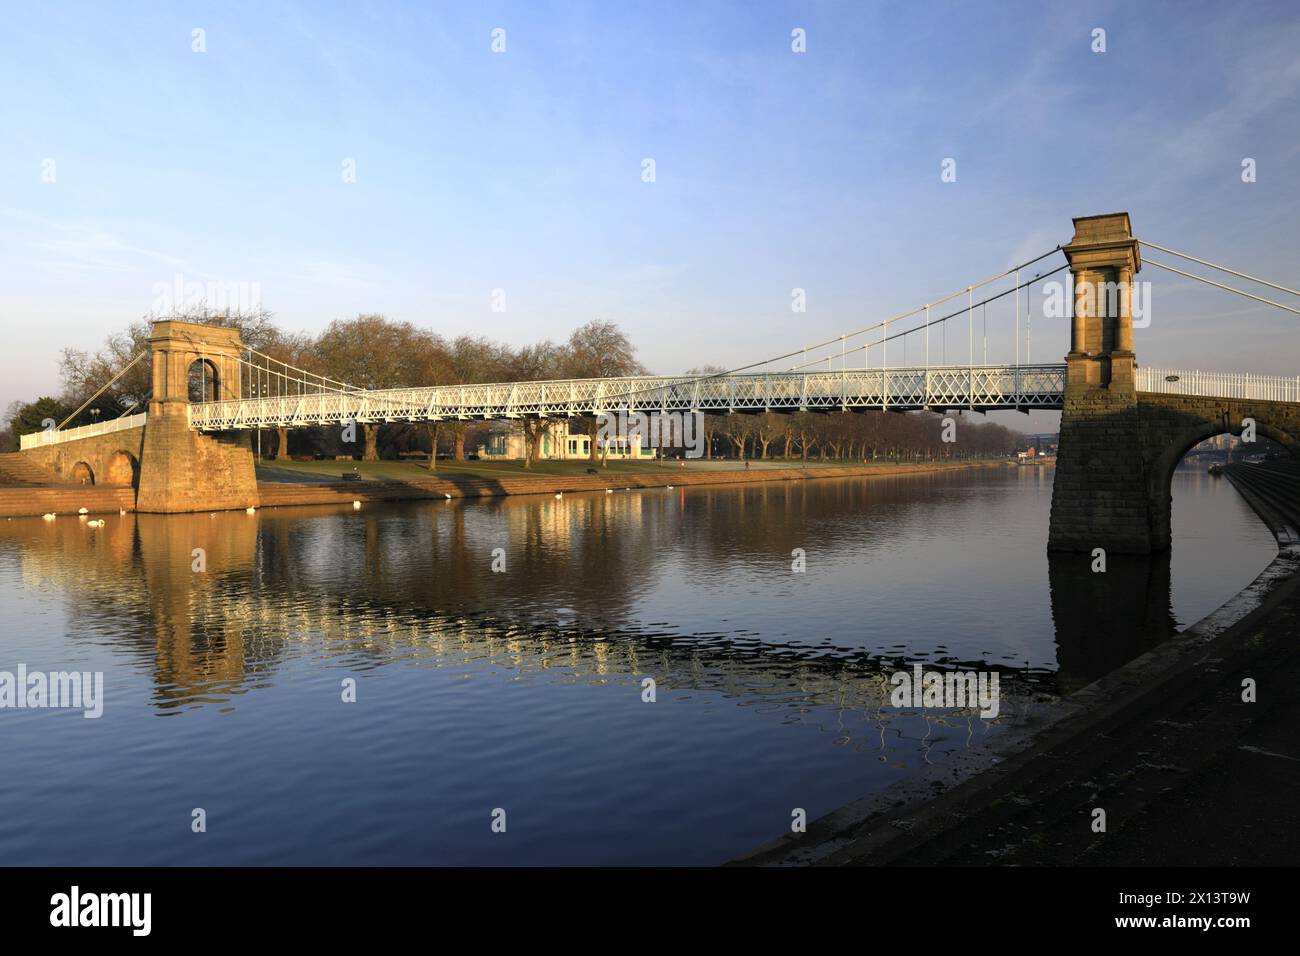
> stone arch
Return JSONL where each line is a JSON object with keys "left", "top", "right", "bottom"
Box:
{"left": 104, "top": 450, "right": 140, "bottom": 487}
{"left": 1146, "top": 412, "right": 1300, "bottom": 551}
{"left": 71, "top": 461, "right": 94, "bottom": 485}
{"left": 187, "top": 358, "right": 220, "bottom": 403}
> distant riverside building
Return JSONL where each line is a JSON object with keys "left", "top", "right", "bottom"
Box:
{"left": 1025, "top": 433, "right": 1059, "bottom": 455}
{"left": 476, "top": 421, "right": 652, "bottom": 461}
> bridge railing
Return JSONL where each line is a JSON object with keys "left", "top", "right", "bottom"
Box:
{"left": 19, "top": 412, "right": 148, "bottom": 450}
{"left": 187, "top": 365, "right": 1067, "bottom": 430}
{"left": 1138, "top": 368, "right": 1300, "bottom": 403}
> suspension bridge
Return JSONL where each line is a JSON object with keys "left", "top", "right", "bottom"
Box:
{"left": 16, "top": 212, "right": 1300, "bottom": 553}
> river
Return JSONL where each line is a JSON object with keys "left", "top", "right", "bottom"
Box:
{"left": 0, "top": 466, "right": 1276, "bottom": 864}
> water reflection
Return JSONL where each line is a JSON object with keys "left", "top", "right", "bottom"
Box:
{"left": 1047, "top": 552, "right": 1176, "bottom": 694}
{"left": 0, "top": 468, "right": 1277, "bottom": 865}
{"left": 5, "top": 501, "right": 1044, "bottom": 730}
{"left": 1, "top": 469, "right": 1256, "bottom": 712}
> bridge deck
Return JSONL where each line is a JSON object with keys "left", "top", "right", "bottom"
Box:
{"left": 189, "top": 365, "right": 1069, "bottom": 429}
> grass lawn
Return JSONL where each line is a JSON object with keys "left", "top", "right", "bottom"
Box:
{"left": 253, "top": 457, "right": 953, "bottom": 483}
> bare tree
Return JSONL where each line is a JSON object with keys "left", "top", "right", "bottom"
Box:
{"left": 565, "top": 321, "right": 645, "bottom": 461}
{"left": 507, "top": 341, "right": 562, "bottom": 468}
{"left": 314, "top": 315, "right": 451, "bottom": 461}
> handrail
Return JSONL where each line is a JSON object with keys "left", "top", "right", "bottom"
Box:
{"left": 20, "top": 412, "right": 148, "bottom": 449}
{"left": 1137, "top": 367, "right": 1300, "bottom": 403}
{"left": 187, "top": 364, "right": 1069, "bottom": 430}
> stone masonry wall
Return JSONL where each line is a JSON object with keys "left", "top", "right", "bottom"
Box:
{"left": 135, "top": 407, "right": 259, "bottom": 513}
{"left": 21, "top": 425, "right": 146, "bottom": 487}
{"left": 1050, "top": 388, "right": 1300, "bottom": 554}
{"left": 1136, "top": 393, "right": 1300, "bottom": 551}
{"left": 1048, "top": 386, "right": 1153, "bottom": 553}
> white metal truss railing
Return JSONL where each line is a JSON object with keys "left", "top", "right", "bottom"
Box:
{"left": 1137, "top": 368, "right": 1300, "bottom": 403}
{"left": 19, "top": 412, "right": 148, "bottom": 450}
{"left": 187, "top": 365, "right": 1067, "bottom": 431}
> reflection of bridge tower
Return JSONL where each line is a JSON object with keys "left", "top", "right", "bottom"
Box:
{"left": 136, "top": 320, "right": 259, "bottom": 513}
{"left": 1048, "top": 214, "right": 1150, "bottom": 553}
{"left": 137, "top": 513, "right": 262, "bottom": 698}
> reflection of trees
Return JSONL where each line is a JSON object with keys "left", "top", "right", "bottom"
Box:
{"left": 1, "top": 512, "right": 277, "bottom": 706}
{"left": 0, "top": 500, "right": 1047, "bottom": 762}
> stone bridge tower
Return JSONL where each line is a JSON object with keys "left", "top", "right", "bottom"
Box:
{"left": 1048, "top": 213, "right": 1150, "bottom": 553}
{"left": 135, "top": 320, "right": 259, "bottom": 513}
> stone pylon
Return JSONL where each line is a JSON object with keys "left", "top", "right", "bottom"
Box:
{"left": 135, "top": 320, "right": 260, "bottom": 513}
{"left": 1047, "top": 213, "right": 1153, "bottom": 554}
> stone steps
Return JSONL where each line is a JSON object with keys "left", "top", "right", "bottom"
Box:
{"left": 0, "top": 485, "right": 135, "bottom": 517}
{"left": 0, "top": 452, "right": 62, "bottom": 486}
{"left": 1222, "top": 460, "right": 1300, "bottom": 529}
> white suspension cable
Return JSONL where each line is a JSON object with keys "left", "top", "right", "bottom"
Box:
{"left": 58, "top": 351, "right": 147, "bottom": 430}
{"left": 242, "top": 345, "right": 360, "bottom": 393}
{"left": 1137, "top": 239, "right": 1300, "bottom": 298}
{"left": 594, "top": 245, "right": 1064, "bottom": 407}
{"left": 1144, "top": 258, "right": 1300, "bottom": 317}
{"left": 784, "top": 264, "right": 1067, "bottom": 373}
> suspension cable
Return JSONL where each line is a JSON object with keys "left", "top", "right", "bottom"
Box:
{"left": 1144, "top": 258, "right": 1300, "bottom": 317}
{"left": 242, "top": 345, "right": 360, "bottom": 392}
{"left": 785, "top": 264, "right": 1068, "bottom": 371}
{"left": 1137, "top": 239, "right": 1300, "bottom": 298}
{"left": 594, "top": 245, "right": 1065, "bottom": 405}
{"left": 202, "top": 247, "right": 1068, "bottom": 415}
{"left": 798, "top": 245, "right": 1063, "bottom": 361}
{"left": 58, "top": 351, "right": 147, "bottom": 430}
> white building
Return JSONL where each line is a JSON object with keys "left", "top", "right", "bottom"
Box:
{"left": 477, "top": 421, "right": 651, "bottom": 461}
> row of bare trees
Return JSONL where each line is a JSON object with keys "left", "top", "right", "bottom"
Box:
{"left": 695, "top": 409, "right": 1019, "bottom": 461}
{"left": 10, "top": 307, "right": 646, "bottom": 468}
{"left": 8, "top": 307, "right": 1023, "bottom": 463}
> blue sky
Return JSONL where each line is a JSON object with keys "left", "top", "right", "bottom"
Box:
{"left": 1, "top": 1, "right": 1297, "bottom": 428}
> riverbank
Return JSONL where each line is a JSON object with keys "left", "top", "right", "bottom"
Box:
{"left": 736, "top": 459, "right": 1300, "bottom": 866}
{"left": 0, "top": 458, "right": 1012, "bottom": 517}
{"left": 0, "top": 484, "right": 135, "bottom": 519}
{"left": 255, "top": 459, "right": 1011, "bottom": 511}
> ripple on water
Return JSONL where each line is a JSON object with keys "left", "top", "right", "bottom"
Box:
{"left": 0, "top": 468, "right": 1276, "bottom": 863}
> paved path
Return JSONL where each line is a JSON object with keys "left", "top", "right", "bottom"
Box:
{"left": 895, "top": 578, "right": 1300, "bottom": 866}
